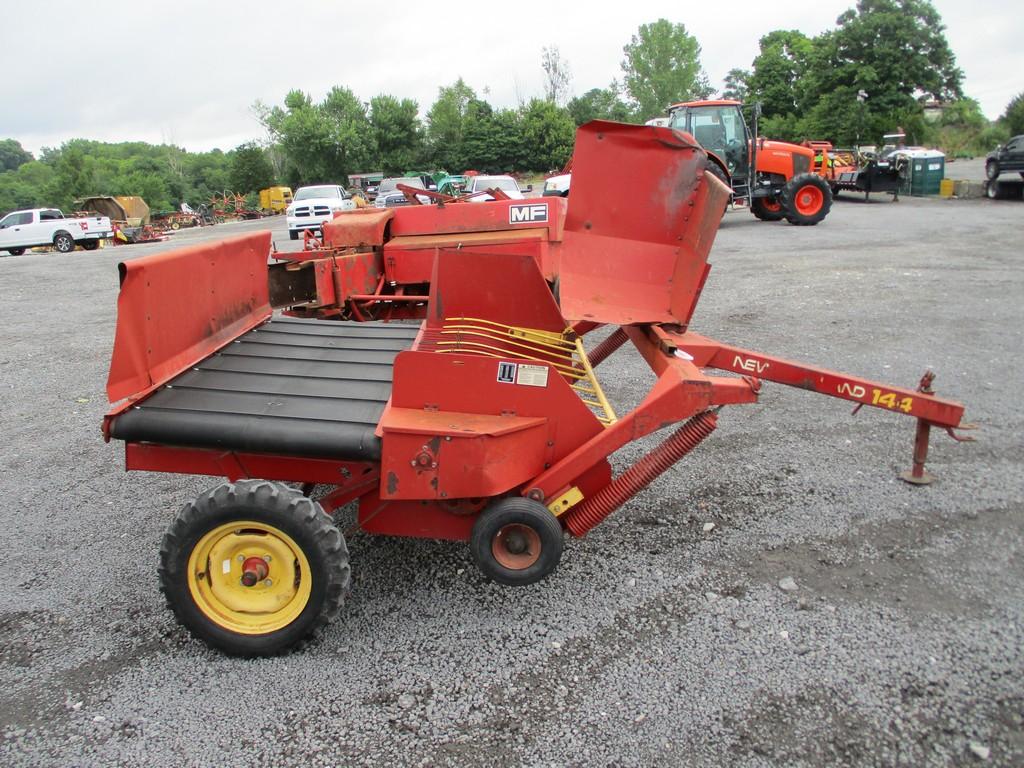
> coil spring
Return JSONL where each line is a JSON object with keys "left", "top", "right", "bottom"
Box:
{"left": 563, "top": 410, "right": 719, "bottom": 537}
{"left": 588, "top": 328, "right": 629, "bottom": 367}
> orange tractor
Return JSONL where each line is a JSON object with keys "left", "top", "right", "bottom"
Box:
{"left": 668, "top": 100, "right": 833, "bottom": 225}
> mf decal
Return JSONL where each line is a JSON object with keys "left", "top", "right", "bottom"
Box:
{"left": 509, "top": 203, "right": 548, "bottom": 224}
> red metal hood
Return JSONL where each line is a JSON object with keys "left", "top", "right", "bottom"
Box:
{"left": 556, "top": 121, "right": 730, "bottom": 326}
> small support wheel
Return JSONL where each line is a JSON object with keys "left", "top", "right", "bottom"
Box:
{"left": 470, "top": 498, "right": 564, "bottom": 586}
{"left": 159, "top": 480, "right": 349, "bottom": 656}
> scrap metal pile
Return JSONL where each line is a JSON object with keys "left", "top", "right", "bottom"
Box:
{"left": 103, "top": 121, "right": 971, "bottom": 657}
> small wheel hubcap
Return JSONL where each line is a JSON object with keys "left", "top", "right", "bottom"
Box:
{"left": 492, "top": 524, "right": 542, "bottom": 570}
{"left": 187, "top": 521, "right": 311, "bottom": 634}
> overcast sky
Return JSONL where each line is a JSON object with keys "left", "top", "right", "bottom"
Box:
{"left": 2, "top": 0, "right": 1020, "bottom": 155}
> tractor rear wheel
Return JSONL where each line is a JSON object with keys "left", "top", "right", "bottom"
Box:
{"left": 159, "top": 480, "right": 349, "bottom": 656}
{"left": 470, "top": 498, "right": 563, "bottom": 586}
{"left": 751, "top": 197, "right": 785, "bottom": 221}
{"left": 781, "top": 173, "right": 833, "bottom": 226}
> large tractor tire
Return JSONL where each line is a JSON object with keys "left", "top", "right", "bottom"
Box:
{"left": 781, "top": 174, "right": 833, "bottom": 226}
{"left": 751, "top": 197, "right": 786, "bottom": 221}
{"left": 470, "top": 498, "right": 564, "bottom": 586}
{"left": 159, "top": 480, "right": 349, "bottom": 657}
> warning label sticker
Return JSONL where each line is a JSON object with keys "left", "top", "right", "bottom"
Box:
{"left": 515, "top": 363, "right": 549, "bottom": 387}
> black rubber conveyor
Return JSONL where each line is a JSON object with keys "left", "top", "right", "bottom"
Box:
{"left": 110, "top": 317, "right": 420, "bottom": 461}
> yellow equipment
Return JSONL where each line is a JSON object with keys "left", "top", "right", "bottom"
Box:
{"left": 259, "top": 187, "right": 293, "bottom": 214}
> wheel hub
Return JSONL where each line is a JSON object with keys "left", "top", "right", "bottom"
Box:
{"left": 492, "top": 524, "right": 542, "bottom": 570}
{"left": 240, "top": 556, "right": 269, "bottom": 587}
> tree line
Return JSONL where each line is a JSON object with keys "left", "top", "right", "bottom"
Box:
{"left": 2, "top": 0, "right": 1022, "bottom": 215}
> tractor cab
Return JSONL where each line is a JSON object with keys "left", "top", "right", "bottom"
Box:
{"left": 668, "top": 100, "right": 751, "bottom": 185}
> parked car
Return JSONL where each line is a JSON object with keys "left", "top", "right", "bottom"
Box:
{"left": 465, "top": 175, "right": 528, "bottom": 202}
{"left": 0, "top": 208, "right": 113, "bottom": 255}
{"left": 543, "top": 173, "right": 571, "bottom": 197}
{"left": 286, "top": 185, "right": 355, "bottom": 240}
{"left": 373, "top": 177, "right": 431, "bottom": 208}
{"left": 986, "top": 135, "right": 1024, "bottom": 180}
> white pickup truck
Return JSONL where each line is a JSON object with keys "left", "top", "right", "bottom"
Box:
{"left": 0, "top": 208, "right": 113, "bottom": 255}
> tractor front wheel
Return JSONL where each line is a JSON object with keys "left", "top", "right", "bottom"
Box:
{"left": 751, "top": 197, "right": 785, "bottom": 221}
{"left": 781, "top": 173, "right": 833, "bottom": 226}
{"left": 159, "top": 480, "right": 349, "bottom": 656}
{"left": 470, "top": 498, "right": 563, "bottom": 586}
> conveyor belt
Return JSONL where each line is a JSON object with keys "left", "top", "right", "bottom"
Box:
{"left": 110, "top": 317, "right": 420, "bottom": 461}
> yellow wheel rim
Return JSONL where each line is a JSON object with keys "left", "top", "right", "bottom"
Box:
{"left": 187, "top": 520, "right": 312, "bottom": 635}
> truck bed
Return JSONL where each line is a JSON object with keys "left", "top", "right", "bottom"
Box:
{"left": 109, "top": 317, "right": 419, "bottom": 461}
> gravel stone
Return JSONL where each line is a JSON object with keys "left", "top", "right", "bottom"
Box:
{"left": 1, "top": 201, "right": 1022, "bottom": 767}
{"left": 778, "top": 576, "right": 799, "bottom": 592}
{"left": 970, "top": 742, "right": 991, "bottom": 760}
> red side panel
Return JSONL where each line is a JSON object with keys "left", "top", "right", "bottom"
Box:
{"left": 383, "top": 351, "right": 603, "bottom": 499}
{"left": 426, "top": 247, "right": 567, "bottom": 333}
{"left": 379, "top": 409, "right": 548, "bottom": 500}
{"left": 383, "top": 229, "right": 549, "bottom": 284}
{"left": 557, "top": 121, "right": 730, "bottom": 326}
{"left": 390, "top": 197, "right": 566, "bottom": 240}
{"left": 106, "top": 231, "right": 272, "bottom": 404}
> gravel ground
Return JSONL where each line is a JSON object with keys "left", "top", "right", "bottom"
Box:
{"left": 1, "top": 196, "right": 1021, "bottom": 767}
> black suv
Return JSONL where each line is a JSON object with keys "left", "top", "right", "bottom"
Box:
{"left": 986, "top": 135, "right": 1024, "bottom": 180}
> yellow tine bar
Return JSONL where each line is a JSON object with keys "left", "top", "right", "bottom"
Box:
{"left": 440, "top": 328, "right": 575, "bottom": 361}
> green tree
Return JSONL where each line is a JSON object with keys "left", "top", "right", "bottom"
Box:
{"left": 0, "top": 139, "right": 32, "bottom": 172}
{"left": 567, "top": 86, "right": 635, "bottom": 125}
{"left": 721, "top": 69, "right": 750, "bottom": 102}
{"left": 258, "top": 87, "right": 373, "bottom": 185}
{"left": 426, "top": 78, "right": 476, "bottom": 170}
{"left": 1002, "top": 92, "right": 1024, "bottom": 136}
{"left": 620, "top": 19, "right": 711, "bottom": 120}
{"left": 370, "top": 95, "right": 422, "bottom": 174}
{"left": 802, "top": 0, "right": 962, "bottom": 144}
{"left": 519, "top": 99, "right": 575, "bottom": 171}
{"left": 461, "top": 99, "right": 500, "bottom": 171}
{"left": 230, "top": 142, "right": 275, "bottom": 194}
{"left": 747, "top": 30, "right": 813, "bottom": 118}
